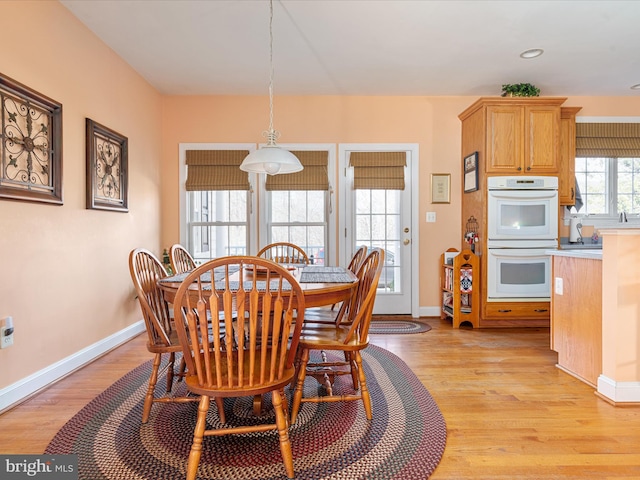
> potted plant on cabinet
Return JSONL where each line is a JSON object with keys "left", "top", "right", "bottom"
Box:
{"left": 501, "top": 83, "right": 540, "bottom": 97}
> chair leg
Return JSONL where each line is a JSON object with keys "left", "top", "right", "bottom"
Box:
{"left": 177, "top": 357, "right": 186, "bottom": 383}
{"left": 346, "top": 352, "right": 358, "bottom": 389}
{"left": 186, "top": 395, "right": 210, "bottom": 480}
{"left": 215, "top": 397, "right": 226, "bottom": 424}
{"left": 142, "top": 353, "right": 162, "bottom": 424}
{"left": 290, "top": 347, "right": 310, "bottom": 424}
{"left": 166, "top": 352, "right": 176, "bottom": 393}
{"left": 354, "top": 351, "right": 372, "bottom": 420}
{"left": 272, "top": 389, "right": 295, "bottom": 478}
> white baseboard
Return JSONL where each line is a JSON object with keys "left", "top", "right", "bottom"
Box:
{"left": 419, "top": 306, "right": 441, "bottom": 318}
{"left": 0, "top": 320, "right": 145, "bottom": 413}
{"left": 597, "top": 374, "right": 640, "bottom": 403}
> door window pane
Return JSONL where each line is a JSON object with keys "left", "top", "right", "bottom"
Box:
{"left": 354, "top": 189, "right": 401, "bottom": 292}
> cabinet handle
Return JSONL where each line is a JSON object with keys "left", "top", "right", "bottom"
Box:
{"left": 526, "top": 166, "right": 531, "bottom": 171}
{"left": 534, "top": 309, "right": 549, "bottom": 313}
{"left": 571, "top": 187, "right": 574, "bottom": 200}
{"left": 517, "top": 167, "right": 522, "bottom": 171}
{"left": 498, "top": 309, "right": 512, "bottom": 313}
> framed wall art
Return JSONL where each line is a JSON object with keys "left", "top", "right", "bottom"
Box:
{"left": 431, "top": 173, "right": 451, "bottom": 204}
{"left": 0, "top": 72, "right": 63, "bottom": 205}
{"left": 86, "top": 118, "right": 128, "bottom": 212}
{"left": 463, "top": 151, "right": 479, "bottom": 193}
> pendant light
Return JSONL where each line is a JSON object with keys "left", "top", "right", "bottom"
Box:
{"left": 240, "top": 0, "right": 303, "bottom": 175}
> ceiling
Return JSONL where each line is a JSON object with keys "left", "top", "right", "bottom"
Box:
{"left": 60, "top": 0, "right": 640, "bottom": 97}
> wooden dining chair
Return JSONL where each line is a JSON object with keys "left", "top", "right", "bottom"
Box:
{"left": 257, "top": 241, "right": 310, "bottom": 265}
{"left": 304, "top": 244, "right": 368, "bottom": 326}
{"left": 128, "top": 248, "right": 201, "bottom": 423}
{"left": 290, "top": 248, "right": 383, "bottom": 424}
{"left": 172, "top": 256, "right": 306, "bottom": 480}
{"left": 169, "top": 243, "right": 196, "bottom": 274}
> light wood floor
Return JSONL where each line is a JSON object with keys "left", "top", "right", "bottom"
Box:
{"left": 1, "top": 318, "right": 639, "bottom": 479}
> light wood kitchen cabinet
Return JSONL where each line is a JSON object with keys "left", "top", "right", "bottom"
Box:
{"left": 486, "top": 104, "right": 561, "bottom": 174}
{"left": 550, "top": 253, "right": 602, "bottom": 386}
{"left": 483, "top": 300, "right": 551, "bottom": 327}
{"left": 459, "top": 97, "right": 572, "bottom": 328}
{"left": 460, "top": 97, "right": 566, "bottom": 175}
{"left": 558, "top": 107, "right": 582, "bottom": 205}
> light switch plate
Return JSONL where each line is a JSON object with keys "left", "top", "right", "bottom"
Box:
{"left": 426, "top": 212, "right": 436, "bottom": 223}
{"left": 555, "top": 277, "right": 563, "bottom": 295}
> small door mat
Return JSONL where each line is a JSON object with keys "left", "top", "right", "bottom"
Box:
{"left": 369, "top": 317, "right": 432, "bottom": 334}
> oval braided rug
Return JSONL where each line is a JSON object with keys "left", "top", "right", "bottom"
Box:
{"left": 45, "top": 345, "right": 446, "bottom": 480}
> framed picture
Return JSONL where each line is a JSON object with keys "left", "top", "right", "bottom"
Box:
{"left": 86, "top": 118, "right": 128, "bottom": 212}
{"left": 463, "top": 151, "right": 479, "bottom": 193}
{"left": 431, "top": 173, "right": 451, "bottom": 204}
{"left": 0, "top": 72, "right": 63, "bottom": 205}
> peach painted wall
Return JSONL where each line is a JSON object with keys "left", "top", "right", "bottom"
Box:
{"left": 160, "top": 95, "right": 640, "bottom": 313}
{"left": 160, "top": 95, "right": 472, "bottom": 308}
{"left": 0, "top": 1, "right": 163, "bottom": 390}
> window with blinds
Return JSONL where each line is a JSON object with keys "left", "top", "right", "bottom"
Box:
{"left": 573, "top": 123, "right": 640, "bottom": 217}
{"left": 349, "top": 151, "right": 406, "bottom": 190}
{"left": 185, "top": 149, "right": 251, "bottom": 263}
{"left": 265, "top": 150, "right": 330, "bottom": 264}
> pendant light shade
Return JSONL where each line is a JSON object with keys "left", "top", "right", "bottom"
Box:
{"left": 240, "top": 143, "right": 303, "bottom": 175}
{"left": 240, "top": 0, "right": 302, "bottom": 176}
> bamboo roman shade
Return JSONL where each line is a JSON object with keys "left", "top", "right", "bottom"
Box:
{"left": 349, "top": 152, "right": 406, "bottom": 190}
{"left": 185, "top": 150, "right": 250, "bottom": 191}
{"left": 265, "top": 151, "right": 329, "bottom": 191}
{"left": 576, "top": 123, "right": 640, "bottom": 158}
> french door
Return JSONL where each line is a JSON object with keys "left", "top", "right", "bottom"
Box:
{"left": 339, "top": 144, "right": 419, "bottom": 316}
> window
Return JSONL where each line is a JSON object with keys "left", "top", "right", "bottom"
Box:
{"left": 183, "top": 148, "right": 252, "bottom": 263}
{"left": 268, "top": 190, "right": 327, "bottom": 263}
{"left": 180, "top": 144, "right": 334, "bottom": 264}
{"left": 264, "top": 149, "right": 333, "bottom": 264}
{"left": 572, "top": 122, "right": 640, "bottom": 219}
{"left": 188, "top": 190, "right": 248, "bottom": 263}
{"left": 574, "top": 157, "right": 640, "bottom": 216}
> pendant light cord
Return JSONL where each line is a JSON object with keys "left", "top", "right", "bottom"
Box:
{"left": 266, "top": 0, "right": 277, "bottom": 145}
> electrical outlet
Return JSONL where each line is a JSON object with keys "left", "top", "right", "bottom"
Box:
{"left": 1, "top": 326, "right": 14, "bottom": 349}
{"left": 555, "top": 277, "right": 563, "bottom": 295}
{"left": 426, "top": 212, "right": 436, "bottom": 223}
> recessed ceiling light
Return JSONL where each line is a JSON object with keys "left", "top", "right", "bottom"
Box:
{"left": 520, "top": 48, "right": 544, "bottom": 59}
{"left": 631, "top": 84, "right": 640, "bottom": 90}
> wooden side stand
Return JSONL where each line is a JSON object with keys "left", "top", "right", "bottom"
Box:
{"left": 440, "top": 248, "right": 480, "bottom": 328}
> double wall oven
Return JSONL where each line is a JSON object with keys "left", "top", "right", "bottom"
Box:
{"left": 486, "top": 176, "right": 558, "bottom": 300}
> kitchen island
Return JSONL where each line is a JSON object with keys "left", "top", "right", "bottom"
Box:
{"left": 548, "top": 227, "right": 640, "bottom": 405}
{"left": 547, "top": 248, "right": 602, "bottom": 387}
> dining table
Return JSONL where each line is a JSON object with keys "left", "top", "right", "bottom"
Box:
{"left": 158, "top": 264, "right": 358, "bottom": 309}
{"left": 158, "top": 263, "right": 358, "bottom": 415}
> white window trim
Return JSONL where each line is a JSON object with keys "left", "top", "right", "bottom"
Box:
{"left": 257, "top": 143, "right": 337, "bottom": 265}
{"left": 178, "top": 143, "right": 258, "bottom": 255}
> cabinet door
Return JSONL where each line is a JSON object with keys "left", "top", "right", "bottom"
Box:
{"left": 485, "top": 105, "right": 523, "bottom": 173}
{"left": 525, "top": 105, "right": 560, "bottom": 173}
{"left": 558, "top": 108, "right": 580, "bottom": 205}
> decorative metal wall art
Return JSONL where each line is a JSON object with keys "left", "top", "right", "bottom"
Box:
{"left": 0, "top": 72, "right": 63, "bottom": 204}
{"left": 86, "top": 118, "right": 128, "bottom": 212}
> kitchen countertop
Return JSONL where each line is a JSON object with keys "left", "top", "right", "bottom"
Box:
{"left": 546, "top": 248, "right": 602, "bottom": 260}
